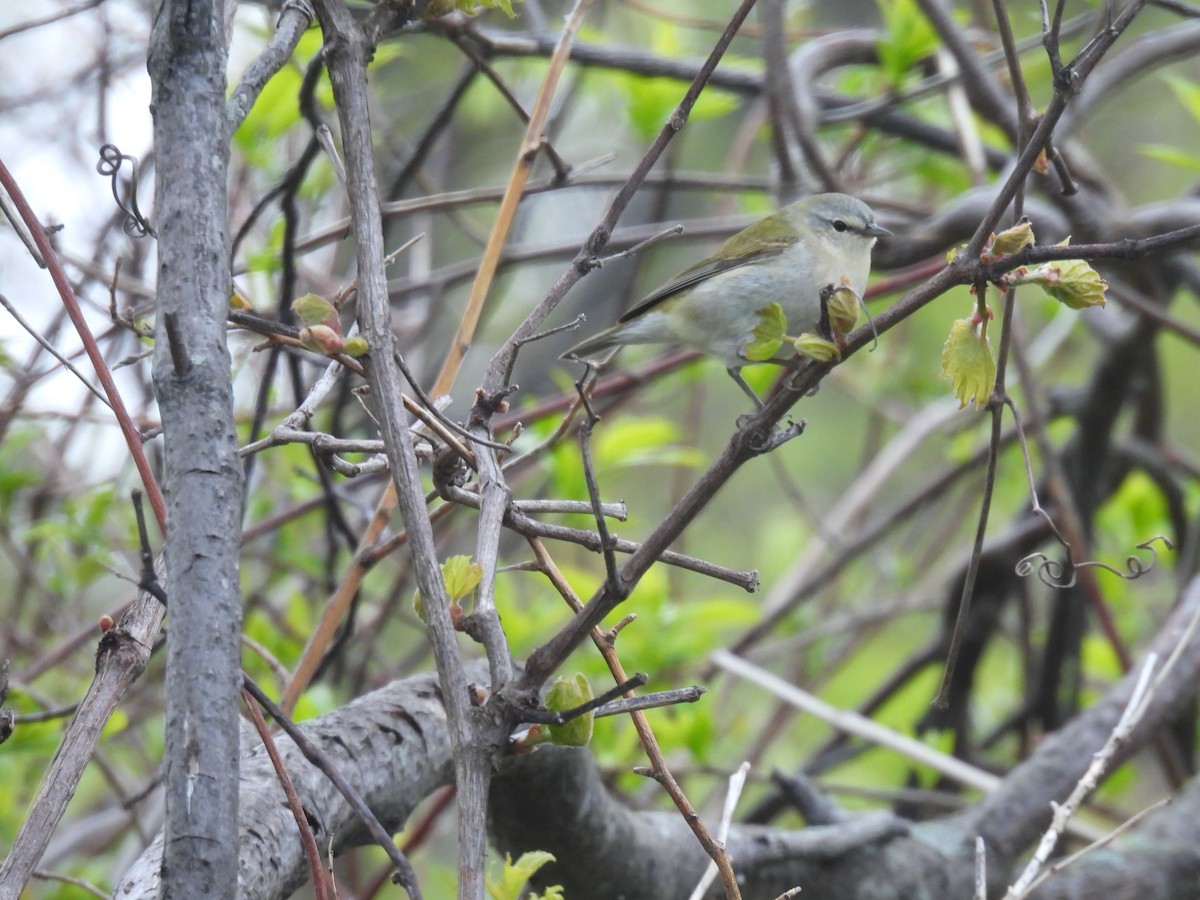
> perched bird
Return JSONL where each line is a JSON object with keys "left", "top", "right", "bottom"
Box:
{"left": 561, "top": 192, "right": 890, "bottom": 404}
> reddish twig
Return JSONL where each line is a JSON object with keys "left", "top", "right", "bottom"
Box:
{"left": 0, "top": 157, "right": 167, "bottom": 532}
{"left": 241, "top": 689, "right": 332, "bottom": 900}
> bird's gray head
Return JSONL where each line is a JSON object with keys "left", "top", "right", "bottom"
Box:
{"left": 791, "top": 193, "right": 891, "bottom": 248}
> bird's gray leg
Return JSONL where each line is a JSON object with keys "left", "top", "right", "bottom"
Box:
{"left": 726, "top": 367, "right": 764, "bottom": 410}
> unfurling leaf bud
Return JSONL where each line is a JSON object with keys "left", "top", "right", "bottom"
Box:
{"left": 824, "top": 281, "right": 861, "bottom": 339}
{"left": 299, "top": 324, "right": 345, "bottom": 355}
{"left": 941, "top": 318, "right": 996, "bottom": 410}
{"left": 291, "top": 292, "right": 339, "bottom": 328}
{"left": 342, "top": 335, "right": 369, "bottom": 357}
{"left": 415, "top": 555, "right": 483, "bottom": 626}
{"left": 442, "top": 555, "right": 483, "bottom": 603}
{"left": 988, "top": 221, "right": 1035, "bottom": 257}
{"left": 792, "top": 333, "right": 842, "bottom": 363}
{"left": 1010, "top": 256, "right": 1108, "bottom": 310}
{"left": 742, "top": 302, "right": 787, "bottom": 362}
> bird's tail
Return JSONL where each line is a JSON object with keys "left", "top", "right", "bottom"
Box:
{"left": 559, "top": 324, "right": 623, "bottom": 361}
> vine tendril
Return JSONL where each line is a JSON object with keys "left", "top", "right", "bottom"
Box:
{"left": 96, "top": 144, "right": 154, "bottom": 238}
{"left": 1016, "top": 535, "right": 1175, "bottom": 588}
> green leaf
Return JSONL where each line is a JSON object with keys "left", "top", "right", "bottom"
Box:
{"left": 291, "top": 292, "right": 339, "bottom": 328}
{"left": 481, "top": 0, "right": 517, "bottom": 16}
{"left": 940, "top": 317, "right": 995, "bottom": 409}
{"left": 608, "top": 22, "right": 737, "bottom": 140}
{"left": 1081, "top": 633, "right": 1123, "bottom": 681}
{"left": 431, "top": 0, "right": 521, "bottom": 16}
{"left": 101, "top": 707, "right": 129, "bottom": 739}
{"left": 792, "top": 333, "right": 842, "bottom": 363}
{"left": 1162, "top": 73, "right": 1200, "bottom": 123}
{"left": 1139, "top": 143, "right": 1200, "bottom": 173}
{"left": 443, "top": 555, "right": 484, "bottom": 602}
{"left": 342, "top": 335, "right": 369, "bottom": 357}
{"left": 618, "top": 76, "right": 717, "bottom": 140}
{"left": 824, "top": 283, "right": 861, "bottom": 338}
{"left": 231, "top": 30, "right": 327, "bottom": 167}
{"left": 1009, "top": 254, "right": 1108, "bottom": 310}
{"left": 876, "top": 0, "right": 940, "bottom": 84}
{"left": 742, "top": 302, "right": 787, "bottom": 361}
{"left": 988, "top": 221, "right": 1035, "bottom": 257}
{"left": 595, "top": 418, "right": 705, "bottom": 471}
{"left": 415, "top": 555, "right": 484, "bottom": 619}
{"left": 486, "top": 852, "right": 559, "bottom": 900}
{"left": 246, "top": 218, "right": 286, "bottom": 275}
{"left": 1100, "top": 471, "right": 1169, "bottom": 543}
{"left": 1137, "top": 71, "right": 1200, "bottom": 179}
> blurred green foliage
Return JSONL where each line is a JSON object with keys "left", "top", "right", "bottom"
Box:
{"left": 4, "top": 0, "right": 1200, "bottom": 894}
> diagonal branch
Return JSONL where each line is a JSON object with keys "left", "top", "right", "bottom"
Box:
{"left": 475, "top": 0, "right": 763, "bottom": 404}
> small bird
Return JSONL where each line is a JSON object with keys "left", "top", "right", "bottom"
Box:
{"left": 561, "top": 192, "right": 890, "bottom": 404}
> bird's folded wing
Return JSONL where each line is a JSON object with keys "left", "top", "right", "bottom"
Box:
{"left": 616, "top": 229, "right": 792, "bottom": 323}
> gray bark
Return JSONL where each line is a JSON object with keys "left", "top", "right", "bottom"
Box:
{"left": 147, "top": 0, "right": 244, "bottom": 894}
{"left": 489, "top": 584, "right": 1200, "bottom": 899}
{"left": 110, "top": 583, "right": 1200, "bottom": 898}
{"left": 307, "top": 3, "right": 501, "bottom": 896}
{"left": 114, "top": 667, "right": 467, "bottom": 899}
{"left": 0, "top": 583, "right": 165, "bottom": 896}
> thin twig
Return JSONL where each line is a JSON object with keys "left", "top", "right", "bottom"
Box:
{"left": 226, "top": 0, "right": 314, "bottom": 129}
{"left": 974, "top": 836, "right": 987, "bottom": 900}
{"left": 1021, "top": 796, "right": 1171, "bottom": 897}
{"left": 713, "top": 650, "right": 1004, "bottom": 794}
{"left": 688, "top": 761, "right": 753, "bottom": 900}
{"left": 476, "top": 0, "right": 764, "bottom": 399}
{"left": 29, "top": 870, "right": 108, "bottom": 899}
{"left": 0, "top": 156, "right": 166, "bottom": 532}
{"left": 591, "top": 686, "right": 706, "bottom": 718}
{"left": 440, "top": 483, "right": 758, "bottom": 590}
{"left": 132, "top": 491, "right": 166, "bottom": 606}
{"left": 932, "top": 295, "right": 1005, "bottom": 710}
{"left": 516, "top": 674, "right": 649, "bottom": 724}
{"left": 308, "top": 0, "right": 550, "bottom": 888}
{"left": 241, "top": 688, "right": 332, "bottom": 900}
{"left": 241, "top": 675, "right": 423, "bottom": 900}
{"left": 527, "top": 537, "right": 744, "bottom": 899}
{"left": 1003, "top": 653, "right": 1161, "bottom": 898}
{"left": 0, "top": 293, "right": 113, "bottom": 410}
{"left": 576, "top": 388, "right": 624, "bottom": 596}
{"left": 431, "top": 0, "right": 598, "bottom": 398}
{"left": 0, "top": 0, "right": 105, "bottom": 41}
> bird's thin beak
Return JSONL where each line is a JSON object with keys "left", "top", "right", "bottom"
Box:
{"left": 865, "top": 222, "right": 892, "bottom": 238}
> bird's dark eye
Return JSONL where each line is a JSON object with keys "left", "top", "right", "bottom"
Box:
{"left": 832, "top": 220, "right": 848, "bottom": 232}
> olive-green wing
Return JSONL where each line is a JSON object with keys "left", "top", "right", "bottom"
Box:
{"left": 616, "top": 215, "right": 793, "bottom": 324}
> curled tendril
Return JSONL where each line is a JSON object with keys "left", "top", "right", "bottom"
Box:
{"left": 1016, "top": 535, "right": 1175, "bottom": 589}
{"left": 96, "top": 144, "right": 154, "bottom": 238}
